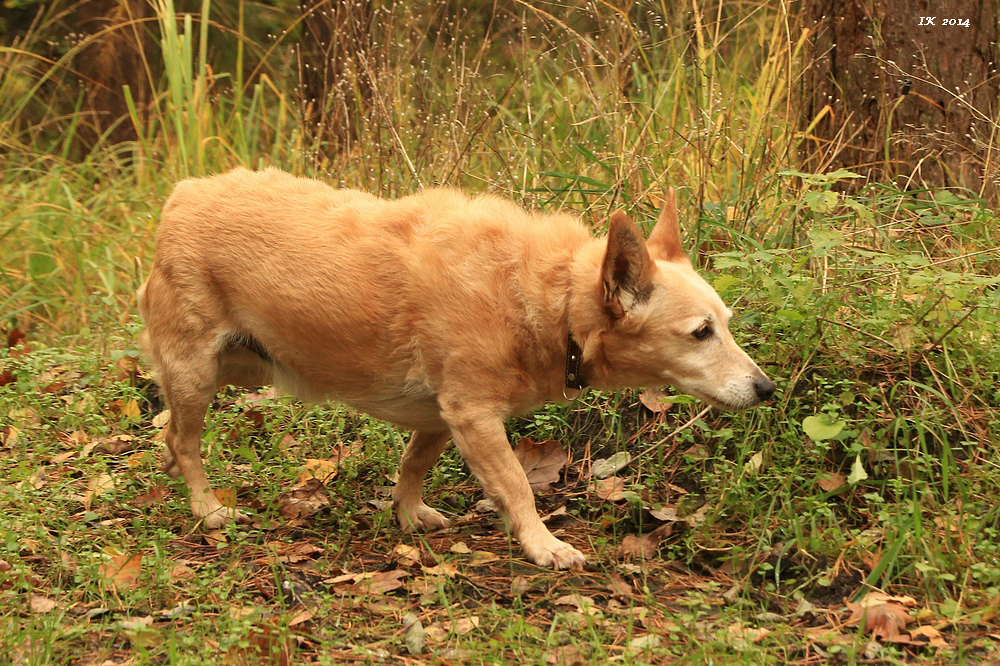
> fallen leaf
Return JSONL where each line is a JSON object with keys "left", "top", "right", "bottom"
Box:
{"left": 213, "top": 486, "right": 238, "bottom": 509}
{"left": 151, "top": 410, "right": 171, "bottom": 428}
{"left": 403, "top": 612, "right": 424, "bottom": 655}
{"left": 93, "top": 434, "right": 136, "bottom": 456}
{"left": 296, "top": 459, "right": 340, "bottom": 485}
{"left": 628, "top": 634, "right": 662, "bottom": 650}
{"left": 120, "top": 399, "right": 141, "bottom": 424}
{"left": 358, "top": 569, "right": 409, "bottom": 595}
{"left": 638, "top": 389, "right": 672, "bottom": 413}
{"left": 743, "top": 451, "right": 764, "bottom": 475}
{"left": 83, "top": 472, "right": 115, "bottom": 510}
{"left": 647, "top": 505, "right": 680, "bottom": 522}
{"left": 592, "top": 476, "right": 626, "bottom": 501}
{"left": 393, "top": 543, "right": 421, "bottom": 567}
{"left": 132, "top": 485, "right": 170, "bottom": 506}
{"left": 618, "top": 522, "right": 674, "bottom": 560}
{"left": 288, "top": 608, "right": 314, "bottom": 627}
{"left": 278, "top": 478, "right": 330, "bottom": 520}
{"left": 514, "top": 438, "right": 567, "bottom": 492}
{"left": 726, "top": 622, "right": 770, "bottom": 646}
{"left": 100, "top": 554, "right": 142, "bottom": 590}
{"left": 817, "top": 472, "right": 847, "bottom": 492}
{"left": 591, "top": 451, "right": 631, "bottom": 479}
{"left": 908, "top": 625, "right": 948, "bottom": 647}
{"left": 169, "top": 561, "right": 197, "bottom": 581}
{"left": 16, "top": 467, "right": 47, "bottom": 491}
{"left": 511, "top": 575, "right": 533, "bottom": 597}
{"left": 50, "top": 451, "right": 76, "bottom": 464}
{"left": 845, "top": 591, "right": 915, "bottom": 640}
{"left": 469, "top": 551, "right": 499, "bottom": 566}
{"left": 421, "top": 562, "right": 459, "bottom": 578}
{"left": 29, "top": 595, "right": 57, "bottom": 613}
{"left": 541, "top": 505, "right": 570, "bottom": 524}
{"left": 423, "top": 623, "right": 448, "bottom": 643}
{"left": 449, "top": 542, "right": 471, "bottom": 554}
{"left": 1, "top": 425, "right": 20, "bottom": 447}
{"left": 444, "top": 616, "right": 479, "bottom": 634}
{"left": 554, "top": 594, "right": 596, "bottom": 612}
{"left": 546, "top": 644, "right": 587, "bottom": 665}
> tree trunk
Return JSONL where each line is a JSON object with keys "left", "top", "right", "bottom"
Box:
{"left": 297, "top": 0, "right": 374, "bottom": 154}
{"left": 75, "top": 0, "right": 152, "bottom": 151}
{"left": 801, "top": 0, "right": 998, "bottom": 198}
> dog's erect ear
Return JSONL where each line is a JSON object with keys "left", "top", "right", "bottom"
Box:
{"left": 601, "top": 212, "right": 655, "bottom": 320}
{"left": 646, "top": 188, "right": 688, "bottom": 263}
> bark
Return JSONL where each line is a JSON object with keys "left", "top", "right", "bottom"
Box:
{"left": 297, "top": 0, "right": 374, "bottom": 153}
{"left": 75, "top": 0, "right": 152, "bottom": 150}
{"left": 801, "top": 0, "right": 999, "bottom": 197}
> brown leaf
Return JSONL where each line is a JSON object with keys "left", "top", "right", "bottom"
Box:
{"left": 514, "top": 438, "right": 567, "bottom": 492}
{"left": 224, "top": 621, "right": 293, "bottom": 666}
{"left": 638, "top": 389, "right": 672, "bottom": 413}
{"left": 132, "top": 485, "right": 170, "bottom": 507}
{"left": 554, "top": 594, "right": 597, "bottom": 612}
{"left": 358, "top": 569, "right": 409, "bottom": 595}
{"left": 617, "top": 522, "right": 674, "bottom": 560}
{"left": 83, "top": 472, "right": 115, "bottom": 510}
{"left": 908, "top": 625, "right": 948, "bottom": 647}
{"left": 213, "top": 487, "right": 238, "bottom": 508}
{"left": 592, "top": 476, "right": 626, "bottom": 501}
{"left": 277, "top": 478, "right": 330, "bottom": 520}
{"left": 100, "top": 554, "right": 142, "bottom": 590}
{"left": 844, "top": 592, "right": 914, "bottom": 640}
{"left": 468, "top": 551, "right": 499, "bottom": 566}
{"left": 29, "top": 594, "right": 58, "bottom": 613}
{"left": 647, "top": 505, "right": 680, "bottom": 522}
{"left": 93, "top": 434, "right": 136, "bottom": 456}
{"left": 422, "top": 562, "right": 460, "bottom": 577}
{"left": 817, "top": 472, "right": 847, "bottom": 492}
{"left": 546, "top": 644, "right": 587, "bottom": 666}
{"left": 287, "top": 608, "right": 314, "bottom": 627}
{"left": 393, "top": 543, "right": 421, "bottom": 567}
{"left": 169, "top": 561, "right": 198, "bottom": 581}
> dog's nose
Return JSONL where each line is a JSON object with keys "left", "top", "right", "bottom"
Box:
{"left": 754, "top": 377, "right": 775, "bottom": 401}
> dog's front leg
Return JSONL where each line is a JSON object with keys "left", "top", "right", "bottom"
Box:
{"left": 444, "top": 410, "right": 586, "bottom": 570}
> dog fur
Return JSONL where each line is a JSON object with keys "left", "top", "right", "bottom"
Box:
{"left": 137, "top": 167, "right": 774, "bottom": 569}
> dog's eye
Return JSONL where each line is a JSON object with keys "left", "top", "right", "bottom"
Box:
{"left": 692, "top": 325, "right": 713, "bottom": 340}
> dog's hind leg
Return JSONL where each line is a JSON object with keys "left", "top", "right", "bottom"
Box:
{"left": 393, "top": 430, "right": 452, "bottom": 531}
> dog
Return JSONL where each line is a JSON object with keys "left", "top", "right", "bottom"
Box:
{"left": 137, "top": 167, "right": 774, "bottom": 569}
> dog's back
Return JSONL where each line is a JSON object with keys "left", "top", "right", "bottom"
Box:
{"left": 139, "top": 167, "right": 591, "bottom": 427}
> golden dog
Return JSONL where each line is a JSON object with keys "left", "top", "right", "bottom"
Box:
{"left": 138, "top": 167, "right": 773, "bottom": 569}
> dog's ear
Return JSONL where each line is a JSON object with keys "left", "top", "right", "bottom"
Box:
{"left": 646, "top": 188, "right": 688, "bottom": 263}
{"left": 601, "top": 212, "right": 655, "bottom": 320}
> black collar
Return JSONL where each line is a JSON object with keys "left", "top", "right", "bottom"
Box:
{"left": 565, "top": 333, "right": 586, "bottom": 390}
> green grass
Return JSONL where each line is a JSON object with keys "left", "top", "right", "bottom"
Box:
{"left": 2, "top": 1, "right": 1000, "bottom": 663}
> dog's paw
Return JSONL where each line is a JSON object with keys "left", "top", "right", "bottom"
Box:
{"left": 523, "top": 537, "right": 587, "bottom": 570}
{"left": 396, "top": 503, "right": 451, "bottom": 532}
{"left": 160, "top": 452, "right": 181, "bottom": 479}
{"left": 195, "top": 504, "right": 251, "bottom": 529}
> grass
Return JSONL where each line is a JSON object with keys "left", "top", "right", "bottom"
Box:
{"left": 2, "top": 1, "right": 1000, "bottom": 663}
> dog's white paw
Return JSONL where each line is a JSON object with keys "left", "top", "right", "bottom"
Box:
{"left": 195, "top": 504, "right": 250, "bottom": 529}
{"left": 396, "top": 503, "right": 451, "bottom": 532}
{"left": 523, "top": 536, "right": 587, "bottom": 570}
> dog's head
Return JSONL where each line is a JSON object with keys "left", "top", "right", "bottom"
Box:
{"left": 577, "top": 190, "right": 774, "bottom": 410}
